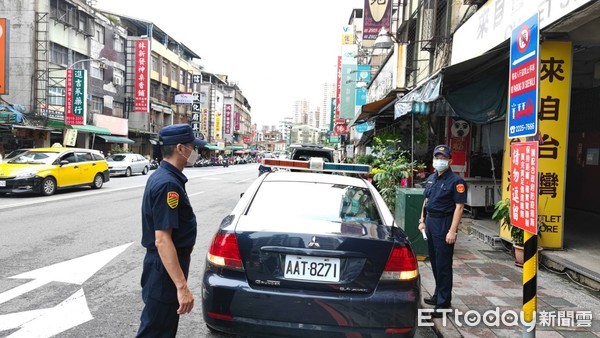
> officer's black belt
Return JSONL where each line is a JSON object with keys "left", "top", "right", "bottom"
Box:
{"left": 427, "top": 211, "right": 454, "bottom": 218}
{"left": 146, "top": 247, "right": 194, "bottom": 256}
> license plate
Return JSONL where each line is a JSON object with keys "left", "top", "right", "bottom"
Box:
{"left": 0, "top": 181, "right": 5, "bottom": 187}
{"left": 284, "top": 255, "right": 340, "bottom": 282}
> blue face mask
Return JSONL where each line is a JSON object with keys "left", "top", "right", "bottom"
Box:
{"left": 432, "top": 159, "right": 449, "bottom": 172}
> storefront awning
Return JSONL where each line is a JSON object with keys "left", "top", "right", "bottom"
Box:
{"left": 68, "top": 124, "right": 112, "bottom": 135}
{"left": 350, "top": 96, "right": 397, "bottom": 127}
{"left": 98, "top": 135, "right": 135, "bottom": 144}
{"left": 394, "top": 72, "right": 443, "bottom": 118}
{"left": 204, "top": 144, "right": 225, "bottom": 151}
{"left": 46, "top": 119, "right": 65, "bottom": 130}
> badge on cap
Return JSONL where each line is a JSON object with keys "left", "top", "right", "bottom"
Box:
{"left": 456, "top": 184, "right": 465, "bottom": 193}
{"left": 167, "top": 191, "right": 179, "bottom": 209}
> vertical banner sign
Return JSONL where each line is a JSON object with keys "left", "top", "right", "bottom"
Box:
{"left": 191, "top": 100, "right": 201, "bottom": 137}
{"left": 536, "top": 41, "right": 572, "bottom": 248}
{"left": 355, "top": 64, "right": 371, "bottom": 106}
{"left": 66, "top": 69, "right": 87, "bottom": 125}
{"left": 202, "top": 108, "right": 209, "bottom": 135}
{"left": 335, "top": 56, "right": 342, "bottom": 120}
{"left": 214, "top": 111, "right": 222, "bottom": 140}
{"left": 340, "top": 44, "right": 357, "bottom": 119}
{"left": 500, "top": 41, "right": 571, "bottom": 249}
{"left": 134, "top": 39, "right": 150, "bottom": 113}
{"left": 225, "top": 104, "right": 232, "bottom": 134}
{"left": 0, "top": 18, "right": 9, "bottom": 95}
{"left": 341, "top": 25, "right": 354, "bottom": 45}
{"left": 330, "top": 97, "right": 335, "bottom": 132}
{"left": 234, "top": 111, "right": 240, "bottom": 132}
{"left": 362, "top": 0, "right": 391, "bottom": 41}
{"left": 510, "top": 142, "right": 539, "bottom": 234}
{"left": 65, "top": 68, "right": 73, "bottom": 123}
{"left": 508, "top": 13, "right": 539, "bottom": 139}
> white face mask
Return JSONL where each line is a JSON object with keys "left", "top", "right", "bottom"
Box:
{"left": 432, "top": 158, "right": 449, "bottom": 172}
{"left": 182, "top": 146, "right": 199, "bottom": 166}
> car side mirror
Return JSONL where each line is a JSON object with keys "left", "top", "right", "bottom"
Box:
{"left": 59, "top": 160, "right": 69, "bottom": 166}
{"left": 240, "top": 192, "right": 244, "bottom": 198}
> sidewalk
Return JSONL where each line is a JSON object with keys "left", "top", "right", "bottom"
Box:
{"left": 418, "top": 225, "right": 600, "bottom": 337}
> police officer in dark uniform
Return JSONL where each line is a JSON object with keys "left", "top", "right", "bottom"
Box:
{"left": 136, "top": 124, "right": 206, "bottom": 337}
{"left": 418, "top": 145, "right": 467, "bottom": 318}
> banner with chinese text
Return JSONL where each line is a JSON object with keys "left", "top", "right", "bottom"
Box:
{"left": 65, "top": 69, "right": 87, "bottom": 125}
{"left": 510, "top": 142, "right": 539, "bottom": 234}
{"left": 225, "top": 104, "right": 232, "bottom": 134}
{"left": 134, "top": 39, "right": 150, "bottom": 112}
{"left": 362, "top": 0, "right": 391, "bottom": 41}
{"left": 501, "top": 41, "right": 571, "bottom": 248}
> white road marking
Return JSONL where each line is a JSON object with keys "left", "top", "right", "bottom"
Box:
{"left": 0, "top": 243, "right": 132, "bottom": 305}
{"left": 0, "top": 289, "right": 93, "bottom": 338}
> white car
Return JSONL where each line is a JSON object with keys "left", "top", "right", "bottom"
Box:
{"left": 106, "top": 153, "right": 150, "bottom": 177}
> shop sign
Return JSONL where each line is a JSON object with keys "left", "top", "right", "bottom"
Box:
{"left": 225, "top": 104, "right": 232, "bottom": 134}
{"left": 134, "top": 39, "right": 149, "bottom": 112}
{"left": 0, "top": 18, "right": 8, "bottom": 95}
{"left": 65, "top": 69, "right": 86, "bottom": 125}
{"left": 510, "top": 141, "right": 538, "bottom": 234}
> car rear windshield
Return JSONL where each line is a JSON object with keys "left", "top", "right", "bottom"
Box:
{"left": 108, "top": 155, "right": 127, "bottom": 161}
{"left": 8, "top": 151, "right": 58, "bottom": 164}
{"left": 246, "top": 181, "right": 382, "bottom": 226}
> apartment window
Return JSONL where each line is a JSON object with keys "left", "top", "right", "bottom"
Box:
{"left": 48, "top": 86, "right": 65, "bottom": 106}
{"left": 113, "top": 101, "right": 124, "bottom": 118}
{"left": 151, "top": 55, "right": 158, "bottom": 72}
{"left": 171, "top": 66, "right": 177, "bottom": 83}
{"left": 179, "top": 70, "right": 185, "bottom": 85}
{"left": 112, "top": 68, "right": 124, "bottom": 85}
{"left": 162, "top": 61, "right": 168, "bottom": 78}
{"left": 50, "top": 43, "right": 68, "bottom": 66}
{"left": 91, "top": 96, "right": 104, "bottom": 114}
{"left": 113, "top": 37, "right": 124, "bottom": 52}
{"left": 95, "top": 25, "right": 105, "bottom": 44}
{"left": 78, "top": 13, "right": 86, "bottom": 32}
{"left": 150, "top": 82, "right": 159, "bottom": 98}
{"left": 91, "top": 61, "right": 104, "bottom": 79}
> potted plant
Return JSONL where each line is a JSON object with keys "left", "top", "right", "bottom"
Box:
{"left": 492, "top": 198, "right": 525, "bottom": 265}
{"left": 370, "top": 138, "right": 425, "bottom": 213}
{"left": 492, "top": 198, "right": 544, "bottom": 266}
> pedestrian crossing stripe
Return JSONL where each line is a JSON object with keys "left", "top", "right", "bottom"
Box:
{"left": 167, "top": 191, "right": 179, "bottom": 209}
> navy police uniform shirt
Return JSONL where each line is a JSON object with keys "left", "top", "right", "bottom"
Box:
{"left": 423, "top": 169, "right": 467, "bottom": 213}
{"left": 141, "top": 161, "right": 197, "bottom": 249}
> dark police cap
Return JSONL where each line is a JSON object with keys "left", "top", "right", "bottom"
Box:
{"left": 433, "top": 144, "right": 451, "bottom": 158}
{"left": 159, "top": 124, "right": 207, "bottom": 147}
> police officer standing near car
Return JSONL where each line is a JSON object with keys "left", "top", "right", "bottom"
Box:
{"left": 418, "top": 145, "right": 467, "bottom": 318}
{"left": 136, "top": 124, "right": 206, "bottom": 337}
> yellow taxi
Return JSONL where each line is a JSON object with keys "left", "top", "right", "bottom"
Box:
{"left": 0, "top": 147, "right": 110, "bottom": 196}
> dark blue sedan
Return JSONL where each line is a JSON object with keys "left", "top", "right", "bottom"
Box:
{"left": 202, "top": 161, "right": 420, "bottom": 337}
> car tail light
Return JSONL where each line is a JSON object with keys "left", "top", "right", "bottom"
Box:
{"left": 207, "top": 233, "right": 244, "bottom": 271}
{"left": 381, "top": 244, "right": 418, "bottom": 281}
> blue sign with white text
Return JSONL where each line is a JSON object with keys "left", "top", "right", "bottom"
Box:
{"left": 508, "top": 13, "right": 539, "bottom": 139}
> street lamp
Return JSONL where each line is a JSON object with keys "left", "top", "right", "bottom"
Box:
{"left": 67, "top": 57, "right": 109, "bottom": 69}
{"left": 373, "top": 27, "right": 400, "bottom": 49}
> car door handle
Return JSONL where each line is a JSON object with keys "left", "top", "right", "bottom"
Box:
{"left": 74, "top": 166, "right": 79, "bottom": 169}
{"left": 92, "top": 163, "right": 96, "bottom": 166}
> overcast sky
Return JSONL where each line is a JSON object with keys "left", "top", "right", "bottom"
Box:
{"left": 95, "top": 0, "right": 363, "bottom": 126}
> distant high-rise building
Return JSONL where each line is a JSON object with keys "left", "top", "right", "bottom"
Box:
{"left": 320, "top": 83, "right": 336, "bottom": 131}
{"left": 293, "top": 100, "right": 310, "bottom": 125}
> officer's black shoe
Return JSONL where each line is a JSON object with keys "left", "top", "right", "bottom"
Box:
{"left": 423, "top": 296, "right": 437, "bottom": 305}
{"left": 431, "top": 305, "right": 452, "bottom": 318}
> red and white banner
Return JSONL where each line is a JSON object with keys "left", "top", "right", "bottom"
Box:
{"left": 510, "top": 141, "right": 539, "bottom": 234}
{"left": 134, "top": 39, "right": 149, "bottom": 112}
{"left": 335, "top": 56, "right": 341, "bottom": 120}
{"left": 225, "top": 104, "right": 232, "bottom": 134}
{"left": 234, "top": 111, "right": 240, "bottom": 131}
{"left": 65, "top": 68, "right": 73, "bottom": 122}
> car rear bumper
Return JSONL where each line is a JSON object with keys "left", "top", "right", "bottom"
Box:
{"left": 202, "top": 270, "right": 419, "bottom": 337}
{"left": 108, "top": 168, "right": 126, "bottom": 176}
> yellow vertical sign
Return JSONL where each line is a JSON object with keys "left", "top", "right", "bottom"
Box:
{"left": 214, "top": 111, "right": 222, "bottom": 140}
{"left": 501, "top": 41, "right": 571, "bottom": 248}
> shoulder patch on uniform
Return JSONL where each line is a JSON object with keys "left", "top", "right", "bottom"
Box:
{"left": 167, "top": 191, "right": 179, "bottom": 209}
{"left": 456, "top": 184, "right": 465, "bottom": 193}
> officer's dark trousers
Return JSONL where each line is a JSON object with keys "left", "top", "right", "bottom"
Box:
{"left": 136, "top": 250, "right": 191, "bottom": 338}
{"left": 425, "top": 215, "right": 454, "bottom": 307}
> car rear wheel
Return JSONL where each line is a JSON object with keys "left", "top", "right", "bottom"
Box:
{"left": 92, "top": 174, "right": 104, "bottom": 189}
{"left": 142, "top": 166, "right": 149, "bottom": 175}
{"left": 125, "top": 167, "right": 132, "bottom": 177}
{"left": 41, "top": 177, "right": 56, "bottom": 196}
